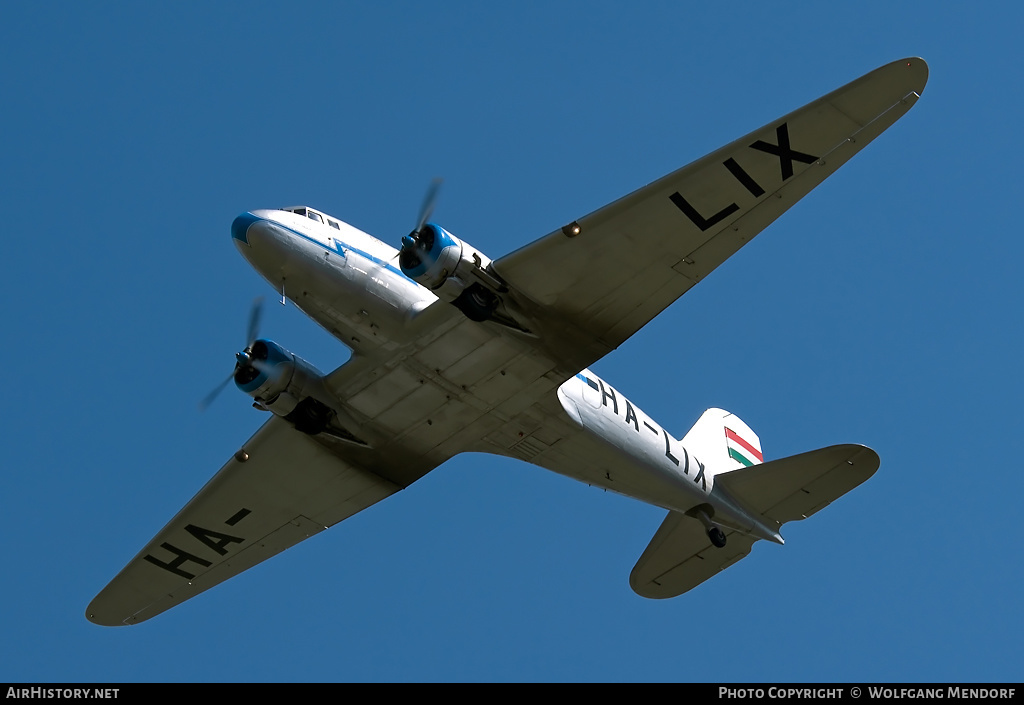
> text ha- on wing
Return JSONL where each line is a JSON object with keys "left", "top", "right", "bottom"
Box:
{"left": 86, "top": 417, "right": 416, "bottom": 626}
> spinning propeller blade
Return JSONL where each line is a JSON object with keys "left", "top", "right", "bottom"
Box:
{"left": 414, "top": 177, "right": 443, "bottom": 235}
{"left": 399, "top": 178, "right": 443, "bottom": 268}
{"left": 199, "top": 297, "right": 266, "bottom": 411}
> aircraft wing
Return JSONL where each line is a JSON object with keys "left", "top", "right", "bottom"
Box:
{"left": 630, "top": 511, "right": 757, "bottom": 599}
{"left": 493, "top": 58, "right": 927, "bottom": 368}
{"left": 86, "top": 417, "right": 402, "bottom": 626}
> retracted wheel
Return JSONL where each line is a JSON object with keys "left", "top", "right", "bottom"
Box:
{"left": 453, "top": 283, "right": 498, "bottom": 322}
{"left": 708, "top": 527, "right": 727, "bottom": 548}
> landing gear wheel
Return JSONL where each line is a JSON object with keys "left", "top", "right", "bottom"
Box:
{"left": 453, "top": 283, "right": 498, "bottom": 322}
{"left": 708, "top": 527, "right": 727, "bottom": 548}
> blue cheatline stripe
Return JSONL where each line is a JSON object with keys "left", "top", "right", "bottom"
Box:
{"left": 238, "top": 212, "right": 418, "bottom": 286}
{"left": 231, "top": 212, "right": 262, "bottom": 244}
{"left": 575, "top": 373, "right": 600, "bottom": 391}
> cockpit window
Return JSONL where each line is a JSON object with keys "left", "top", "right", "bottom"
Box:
{"left": 283, "top": 206, "right": 335, "bottom": 226}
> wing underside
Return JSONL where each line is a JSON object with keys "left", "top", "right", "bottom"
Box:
{"left": 87, "top": 418, "right": 401, "bottom": 626}
{"left": 493, "top": 58, "right": 928, "bottom": 369}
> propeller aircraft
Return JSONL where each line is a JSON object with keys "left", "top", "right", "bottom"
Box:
{"left": 88, "top": 58, "right": 927, "bottom": 625}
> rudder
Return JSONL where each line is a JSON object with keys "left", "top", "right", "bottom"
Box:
{"left": 680, "top": 408, "right": 763, "bottom": 473}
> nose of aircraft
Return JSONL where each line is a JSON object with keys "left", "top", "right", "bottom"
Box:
{"left": 231, "top": 212, "right": 262, "bottom": 246}
{"left": 230, "top": 210, "right": 295, "bottom": 286}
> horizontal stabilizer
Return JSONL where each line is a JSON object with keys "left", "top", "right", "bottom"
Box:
{"left": 715, "top": 444, "right": 879, "bottom": 524}
{"left": 630, "top": 512, "right": 756, "bottom": 599}
{"left": 630, "top": 444, "right": 878, "bottom": 599}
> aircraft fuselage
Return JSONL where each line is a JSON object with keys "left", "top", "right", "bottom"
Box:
{"left": 231, "top": 207, "right": 780, "bottom": 544}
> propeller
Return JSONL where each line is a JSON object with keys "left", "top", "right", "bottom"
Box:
{"left": 415, "top": 177, "right": 442, "bottom": 235}
{"left": 399, "top": 178, "right": 442, "bottom": 270}
{"left": 199, "top": 297, "right": 267, "bottom": 411}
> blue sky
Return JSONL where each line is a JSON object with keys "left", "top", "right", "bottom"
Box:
{"left": 3, "top": 1, "right": 1022, "bottom": 683}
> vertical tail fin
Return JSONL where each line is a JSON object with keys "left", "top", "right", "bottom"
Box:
{"left": 680, "top": 408, "right": 763, "bottom": 473}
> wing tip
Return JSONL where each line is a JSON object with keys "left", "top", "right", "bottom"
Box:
{"left": 85, "top": 590, "right": 141, "bottom": 627}
{"left": 891, "top": 56, "right": 929, "bottom": 95}
{"left": 847, "top": 443, "right": 881, "bottom": 479}
{"left": 84, "top": 607, "right": 130, "bottom": 627}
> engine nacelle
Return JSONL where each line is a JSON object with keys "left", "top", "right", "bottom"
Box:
{"left": 234, "top": 340, "right": 336, "bottom": 434}
{"left": 400, "top": 223, "right": 495, "bottom": 292}
{"left": 234, "top": 340, "right": 314, "bottom": 410}
{"left": 399, "top": 223, "right": 508, "bottom": 321}
{"left": 399, "top": 223, "right": 462, "bottom": 290}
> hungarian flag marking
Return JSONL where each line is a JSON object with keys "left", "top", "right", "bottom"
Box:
{"left": 725, "top": 427, "right": 763, "bottom": 467}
